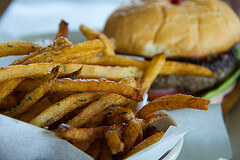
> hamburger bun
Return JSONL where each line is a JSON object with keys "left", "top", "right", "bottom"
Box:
{"left": 104, "top": 0, "right": 240, "bottom": 58}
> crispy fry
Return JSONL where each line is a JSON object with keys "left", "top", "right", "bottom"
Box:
{"left": 0, "top": 42, "right": 42, "bottom": 57}
{"left": 135, "top": 129, "right": 143, "bottom": 146}
{"left": 56, "top": 20, "right": 68, "bottom": 39}
{"left": 0, "top": 95, "right": 17, "bottom": 110}
{"left": 84, "top": 109, "right": 110, "bottom": 127}
{"left": 72, "top": 140, "right": 93, "bottom": 152}
{"left": 0, "top": 63, "right": 142, "bottom": 81}
{"left": 18, "top": 96, "right": 53, "bottom": 122}
{"left": 56, "top": 124, "right": 109, "bottom": 141}
{"left": 12, "top": 37, "right": 72, "bottom": 65}
{"left": 99, "top": 140, "right": 113, "bottom": 160}
{"left": 105, "top": 107, "right": 135, "bottom": 125}
{"left": 17, "top": 78, "right": 142, "bottom": 101}
{"left": 19, "top": 93, "right": 72, "bottom": 122}
{"left": 0, "top": 78, "right": 24, "bottom": 104}
{"left": 124, "top": 132, "right": 165, "bottom": 158}
{"left": 105, "top": 126, "right": 124, "bottom": 154}
{"left": 71, "top": 55, "right": 213, "bottom": 77}
{"left": 143, "top": 114, "right": 167, "bottom": 125}
{"left": 141, "top": 54, "right": 166, "bottom": 92}
{"left": 80, "top": 24, "right": 99, "bottom": 40}
{"left": 138, "top": 94, "right": 210, "bottom": 119}
{"left": 23, "top": 40, "right": 105, "bottom": 64}
{"left": 99, "top": 33, "right": 115, "bottom": 56}
{"left": 30, "top": 92, "right": 100, "bottom": 127}
{"left": 86, "top": 140, "right": 101, "bottom": 159}
{"left": 4, "top": 66, "right": 60, "bottom": 117}
{"left": 80, "top": 25, "right": 115, "bottom": 56}
{"left": 122, "top": 119, "right": 143, "bottom": 154}
{"left": 67, "top": 93, "right": 123, "bottom": 127}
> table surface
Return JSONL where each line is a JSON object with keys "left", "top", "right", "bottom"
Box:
{"left": 0, "top": 1, "right": 239, "bottom": 159}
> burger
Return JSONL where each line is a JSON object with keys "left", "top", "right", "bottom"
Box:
{"left": 103, "top": 0, "right": 240, "bottom": 113}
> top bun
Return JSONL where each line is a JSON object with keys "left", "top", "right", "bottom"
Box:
{"left": 103, "top": 0, "right": 240, "bottom": 58}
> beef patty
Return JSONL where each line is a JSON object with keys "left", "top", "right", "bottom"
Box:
{"left": 151, "top": 50, "right": 237, "bottom": 93}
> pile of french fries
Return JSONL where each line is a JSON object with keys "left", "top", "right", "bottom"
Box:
{"left": 0, "top": 20, "right": 211, "bottom": 159}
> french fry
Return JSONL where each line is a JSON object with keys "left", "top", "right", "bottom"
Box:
{"left": 99, "top": 140, "right": 113, "bottom": 160}
{"left": 18, "top": 93, "right": 72, "bottom": 122}
{"left": 0, "top": 42, "right": 42, "bottom": 57}
{"left": 18, "top": 96, "right": 54, "bottom": 122}
{"left": 23, "top": 40, "right": 105, "bottom": 64}
{"left": 0, "top": 78, "right": 24, "bottom": 104}
{"left": 124, "top": 132, "right": 165, "bottom": 158}
{"left": 86, "top": 140, "right": 101, "bottom": 159}
{"left": 137, "top": 94, "right": 210, "bottom": 119}
{"left": 84, "top": 109, "right": 110, "bottom": 127}
{"left": 122, "top": 119, "right": 143, "bottom": 154}
{"left": 105, "top": 107, "right": 135, "bottom": 125}
{"left": 56, "top": 20, "right": 68, "bottom": 39}
{"left": 99, "top": 33, "right": 115, "bottom": 56}
{"left": 80, "top": 25, "right": 115, "bottom": 56}
{"left": 17, "top": 78, "right": 143, "bottom": 101}
{"left": 12, "top": 37, "right": 72, "bottom": 65}
{"left": 72, "top": 140, "right": 93, "bottom": 152}
{"left": 105, "top": 126, "right": 124, "bottom": 154}
{"left": 67, "top": 93, "right": 123, "bottom": 127}
{"left": 0, "top": 95, "right": 17, "bottom": 110}
{"left": 4, "top": 66, "right": 60, "bottom": 117}
{"left": 134, "top": 129, "right": 143, "bottom": 146}
{"left": 0, "top": 63, "right": 142, "bottom": 82}
{"left": 71, "top": 55, "right": 213, "bottom": 77}
{"left": 55, "top": 124, "right": 109, "bottom": 141}
{"left": 30, "top": 92, "right": 100, "bottom": 127}
{"left": 141, "top": 54, "right": 166, "bottom": 92}
{"left": 143, "top": 114, "right": 167, "bottom": 125}
{"left": 80, "top": 24, "right": 99, "bottom": 40}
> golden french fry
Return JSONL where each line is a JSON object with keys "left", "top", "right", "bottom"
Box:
{"left": 56, "top": 20, "right": 68, "bottom": 39}
{"left": 30, "top": 92, "right": 100, "bottom": 127}
{"left": 86, "top": 140, "right": 101, "bottom": 159}
{"left": 72, "top": 140, "right": 93, "bottom": 152}
{"left": 99, "top": 140, "right": 113, "bottom": 160}
{"left": 105, "top": 126, "right": 124, "bottom": 154}
{"left": 23, "top": 40, "right": 105, "bottom": 64}
{"left": 84, "top": 109, "right": 110, "bottom": 127}
{"left": 0, "top": 42, "right": 42, "bottom": 57}
{"left": 55, "top": 124, "right": 109, "bottom": 141}
{"left": 138, "top": 94, "right": 210, "bottom": 119}
{"left": 99, "top": 33, "right": 115, "bottom": 56}
{"left": 143, "top": 114, "right": 167, "bottom": 125}
{"left": 80, "top": 24, "right": 99, "bottom": 40}
{"left": 12, "top": 37, "right": 72, "bottom": 65}
{"left": 80, "top": 25, "right": 115, "bottom": 56}
{"left": 122, "top": 119, "right": 143, "bottom": 154}
{"left": 70, "top": 55, "right": 213, "bottom": 77}
{"left": 141, "top": 54, "right": 166, "bottom": 92}
{"left": 67, "top": 93, "right": 123, "bottom": 127}
{"left": 18, "top": 93, "right": 72, "bottom": 122}
{"left": 0, "top": 78, "right": 24, "bottom": 104}
{"left": 4, "top": 66, "right": 60, "bottom": 117}
{"left": 105, "top": 107, "right": 135, "bottom": 125}
{"left": 18, "top": 96, "right": 53, "bottom": 122}
{"left": 0, "top": 95, "right": 17, "bottom": 110}
{"left": 17, "top": 78, "right": 143, "bottom": 101}
{"left": 124, "top": 132, "right": 165, "bottom": 158}
{"left": 0, "top": 63, "right": 142, "bottom": 82}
